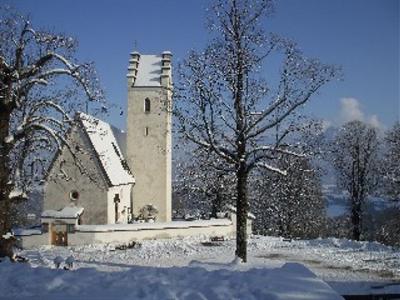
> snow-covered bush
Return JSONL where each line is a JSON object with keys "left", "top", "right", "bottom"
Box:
{"left": 53, "top": 256, "right": 63, "bottom": 269}
{"left": 65, "top": 255, "right": 74, "bottom": 269}
{"left": 137, "top": 204, "right": 158, "bottom": 222}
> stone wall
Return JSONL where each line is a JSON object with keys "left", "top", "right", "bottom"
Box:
{"left": 19, "top": 215, "right": 253, "bottom": 249}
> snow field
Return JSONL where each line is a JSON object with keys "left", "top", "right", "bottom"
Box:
{"left": 21, "top": 235, "right": 400, "bottom": 280}
{"left": 0, "top": 258, "right": 342, "bottom": 300}
{"left": 1, "top": 235, "right": 399, "bottom": 299}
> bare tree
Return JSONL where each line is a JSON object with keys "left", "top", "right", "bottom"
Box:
{"left": 374, "top": 122, "right": 400, "bottom": 247}
{"left": 330, "top": 120, "right": 379, "bottom": 241}
{"left": 175, "top": 0, "right": 338, "bottom": 261}
{"left": 382, "top": 122, "right": 400, "bottom": 201}
{"left": 0, "top": 9, "right": 104, "bottom": 237}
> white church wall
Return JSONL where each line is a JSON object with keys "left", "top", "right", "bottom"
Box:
{"left": 107, "top": 185, "right": 132, "bottom": 224}
{"left": 44, "top": 127, "right": 109, "bottom": 225}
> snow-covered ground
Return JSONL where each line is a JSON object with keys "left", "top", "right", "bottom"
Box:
{"left": 1, "top": 235, "right": 399, "bottom": 299}
{"left": 0, "top": 259, "right": 342, "bottom": 300}
{"left": 20, "top": 235, "right": 400, "bottom": 280}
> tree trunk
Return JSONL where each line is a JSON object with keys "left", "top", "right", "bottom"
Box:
{"left": 0, "top": 108, "right": 11, "bottom": 236}
{"left": 211, "top": 190, "right": 222, "bottom": 218}
{"left": 351, "top": 197, "right": 361, "bottom": 241}
{"left": 236, "top": 163, "right": 248, "bottom": 262}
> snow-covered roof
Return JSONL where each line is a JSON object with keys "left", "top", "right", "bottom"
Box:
{"left": 78, "top": 113, "right": 135, "bottom": 186}
{"left": 134, "top": 55, "right": 162, "bottom": 87}
{"left": 42, "top": 206, "right": 84, "bottom": 219}
{"left": 12, "top": 228, "right": 42, "bottom": 236}
{"left": 110, "top": 126, "right": 127, "bottom": 158}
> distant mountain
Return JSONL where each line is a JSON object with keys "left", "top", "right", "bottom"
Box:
{"left": 322, "top": 184, "right": 392, "bottom": 218}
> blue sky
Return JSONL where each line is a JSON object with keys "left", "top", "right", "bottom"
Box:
{"left": 6, "top": 0, "right": 399, "bottom": 130}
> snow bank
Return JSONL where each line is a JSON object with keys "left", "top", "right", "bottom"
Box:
{"left": 305, "top": 237, "right": 393, "bottom": 252}
{"left": 328, "top": 281, "right": 400, "bottom": 297}
{"left": 0, "top": 260, "right": 342, "bottom": 300}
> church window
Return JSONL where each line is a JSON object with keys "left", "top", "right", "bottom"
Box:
{"left": 70, "top": 190, "right": 79, "bottom": 201}
{"left": 144, "top": 98, "right": 151, "bottom": 113}
{"left": 144, "top": 127, "right": 149, "bottom": 136}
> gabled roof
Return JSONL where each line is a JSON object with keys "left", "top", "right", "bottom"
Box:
{"left": 134, "top": 55, "right": 162, "bottom": 87}
{"left": 78, "top": 112, "right": 135, "bottom": 186}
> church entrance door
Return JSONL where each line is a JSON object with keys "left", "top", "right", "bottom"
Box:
{"left": 50, "top": 222, "right": 68, "bottom": 246}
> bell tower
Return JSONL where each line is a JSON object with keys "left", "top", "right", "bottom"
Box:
{"left": 126, "top": 51, "right": 172, "bottom": 222}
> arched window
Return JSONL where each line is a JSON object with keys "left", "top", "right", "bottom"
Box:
{"left": 144, "top": 98, "right": 151, "bottom": 113}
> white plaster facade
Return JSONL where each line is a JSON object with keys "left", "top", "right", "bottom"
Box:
{"left": 43, "top": 113, "right": 135, "bottom": 225}
{"left": 107, "top": 185, "right": 131, "bottom": 224}
{"left": 126, "top": 51, "right": 173, "bottom": 222}
{"left": 42, "top": 50, "right": 174, "bottom": 226}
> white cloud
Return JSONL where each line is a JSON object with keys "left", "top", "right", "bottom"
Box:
{"left": 368, "top": 115, "right": 382, "bottom": 129}
{"left": 339, "top": 97, "right": 383, "bottom": 130}
{"left": 340, "top": 97, "right": 364, "bottom": 123}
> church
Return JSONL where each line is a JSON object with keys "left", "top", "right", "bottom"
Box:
{"left": 43, "top": 50, "right": 173, "bottom": 225}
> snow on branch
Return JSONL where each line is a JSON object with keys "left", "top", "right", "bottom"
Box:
{"left": 248, "top": 145, "right": 306, "bottom": 158}
{"left": 30, "top": 101, "right": 72, "bottom": 121}
{"left": 254, "top": 162, "right": 287, "bottom": 176}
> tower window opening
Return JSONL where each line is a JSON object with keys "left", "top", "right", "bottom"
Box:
{"left": 144, "top": 98, "right": 151, "bottom": 113}
{"left": 144, "top": 127, "right": 149, "bottom": 136}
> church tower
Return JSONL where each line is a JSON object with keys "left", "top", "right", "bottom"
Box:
{"left": 126, "top": 51, "right": 172, "bottom": 222}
